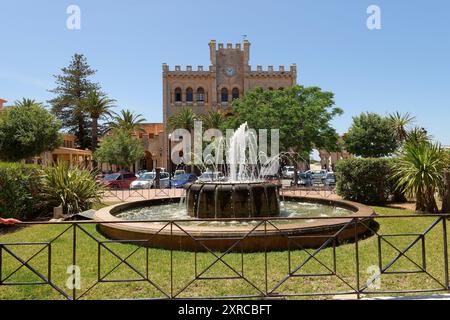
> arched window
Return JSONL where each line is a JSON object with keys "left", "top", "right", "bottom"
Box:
{"left": 268, "top": 87, "right": 274, "bottom": 91}
{"left": 221, "top": 88, "right": 229, "bottom": 103}
{"left": 196, "top": 87, "right": 205, "bottom": 102}
{"left": 232, "top": 88, "right": 239, "bottom": 100}
{"left": 186, "top": 88, "right": 193, "bottom": 102}
{"left": 174, "top": 88, "right": 182, "bottom": 102}
{"left": 278, "top": 87, "right": 284, "bottom": 91}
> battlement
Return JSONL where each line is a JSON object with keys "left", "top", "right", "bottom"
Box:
{"left": 162, "top": 63, "right": 213, "bottom": 77}
{"left": 250, "top": 64, "right": 297, "bottom": 77}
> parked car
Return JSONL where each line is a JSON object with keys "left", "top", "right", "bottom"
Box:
{"left": 101, "top": 172, "right": 137, "bottom": 189}
{"left": 324, "top": 172, "right": 336, "bottom": 186}
{"left": 198, "top": 172, "right": 225, "bottom": 182}
{"left": 282, "top": 166, "right": 295, "bottom": 179}
{"left": 291, "top": 172, "right": 313, "bottom": 187}
{"left": 170, "top": 173, "right": 197, "bottom": 188}
{"left": 136, "top": 169, "right": 148, "bottom": 177}
{"left": 130, "top": 172, "right": 171, "bottom": 189}
{"left": 173, "top": 170, "right": 186, "bottom": 178}
{"left": 306, "top": 170, "right": 328, "bottom": 184}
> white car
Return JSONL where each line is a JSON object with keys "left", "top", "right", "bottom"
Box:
{"left": 282, "top": 166, "right": 295, "bottom": 179}
{"left": 198, "top": 172, "right": 225, "bottom": 182}
{"left": 130, "top": 172, "right": 171, "bottom": 189}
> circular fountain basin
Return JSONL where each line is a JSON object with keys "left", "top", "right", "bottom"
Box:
{"left": 94, "top": 196, "right": 376, "bottom": 252}
{"left": 185, "top": 181, "right": 281, "bottom": 219}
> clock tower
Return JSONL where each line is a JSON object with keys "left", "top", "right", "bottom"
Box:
{"left": 210, "top": 40, "right": 250, "bottom": 106}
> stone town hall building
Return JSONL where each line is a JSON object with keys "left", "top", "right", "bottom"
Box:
{"left": 162, "top": 40, "right": 297, "bottom": 124}
{"left": 139, "top": 40, "right": 298, "bottom": 171}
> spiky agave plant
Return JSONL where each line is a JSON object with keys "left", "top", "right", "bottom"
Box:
{"left": 41, "top": 161, "right": 104, "bottom": 215}
{"left": 392, "top": 141, "right": 449, "bottom": 213}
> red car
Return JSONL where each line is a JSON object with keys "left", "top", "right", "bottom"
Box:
{"left": 101, "top": 172, "right": 137, "bottom": 189}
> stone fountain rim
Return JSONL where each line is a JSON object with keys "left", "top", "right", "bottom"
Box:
{"left": 94, "top": 195, "right": 375, "bottom": 236}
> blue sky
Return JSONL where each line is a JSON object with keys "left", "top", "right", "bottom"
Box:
{"left": 1, "top": 0, "right": 449, "bottom": 144}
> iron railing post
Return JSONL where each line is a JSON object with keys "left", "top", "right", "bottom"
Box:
{"left": 0, "top": 244, "right": 2, "bottom": 285}
{"left": 264, "top": 220, "right": 268, "bottom": 296}
{"left": 72, "top": 223, "right": 77, "bottom": 301}
{"left": 170, "top": 221, "right": 173, "bottom": 299}
{"left": 48, "top": 244, "right": 51, "bottom": 283}
{"left": 354, "top": 218, "right": 360, "bottom": 299}
{"left": 443, "top": 217, "right": 449, "bottom": 289}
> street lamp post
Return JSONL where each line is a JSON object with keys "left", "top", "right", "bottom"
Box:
{"left": 168, "top": 134, "right": 172, "bottom": 188}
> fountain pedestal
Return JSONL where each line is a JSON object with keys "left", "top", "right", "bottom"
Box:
{"left": 185, "top": 182, "right": 281, "bottom": 219}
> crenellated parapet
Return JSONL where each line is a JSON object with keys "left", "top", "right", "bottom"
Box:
{"left": 162, "top": 63, "right": 213, "bottom": 78}
{"left": 249, "top": 64, "right": 297, "bottom": 78}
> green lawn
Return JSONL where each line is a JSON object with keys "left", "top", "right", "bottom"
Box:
{"left": 0, "top": 206, "right": 449, "bottom": 300}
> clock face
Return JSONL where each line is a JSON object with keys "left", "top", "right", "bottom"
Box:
{"left": 224, "top": 66, "right": 236, "bottom": 77}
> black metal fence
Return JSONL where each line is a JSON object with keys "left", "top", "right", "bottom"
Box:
{"left": 1, "top": 213, "right": 450, "bottom": 300}
{"left": 102, "top": 184, "right": 336, "bottom": 202}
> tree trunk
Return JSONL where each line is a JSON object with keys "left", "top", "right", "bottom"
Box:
{"left": 415, "top": 189, "right": 426, "bottom": 212}
{"left": 423, "top": 188, "right": 439, "bottom": 213}
{"left": 442, "top": 171, "right": 450, "bottom": 213}
{"left": 293, "top": 161, "right": 299, "bottom": 187}
{"left": 92, "top": 117, "right": 98, "bottom": 170}
{"left": 92, "top": 117, "right": 98, "bottom": 151}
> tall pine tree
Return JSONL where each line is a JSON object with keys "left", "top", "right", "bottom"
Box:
{"left": 49, "top": 54, "right": 100, "bottom": 149}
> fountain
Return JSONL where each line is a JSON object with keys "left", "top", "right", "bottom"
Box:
{"left": 185, "top": 122, "right": 281, "bottom": 218}
{"left": 95, "top": 123, "right": 376, "bottom": 251}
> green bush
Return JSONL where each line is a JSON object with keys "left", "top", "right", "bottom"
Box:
{"left": 0, "top": 162, "right": 47, "bottom": 220}
{"left": 336, "top": 158, "right": 395, "bottom": 205}
{"left": 41, "top": 162, "right": 103, "bottom": 215}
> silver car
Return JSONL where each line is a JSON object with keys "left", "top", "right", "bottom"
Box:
{"left": 198, "top": 172, "right": 225, "bottom": 182}
{"left": 130, "top": 172, "right": 171, "bottom": 189}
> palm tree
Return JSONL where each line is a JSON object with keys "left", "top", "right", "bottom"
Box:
{"left": 109, "top": 109, "right": 146, "bottom": 133}
{"left": 167, "top": 108, "right": 199, "bottom": 172}
{"left": 83, "top": 90, "right": 115, "bottom": 151}
{"left": 167, "top": 107, "right": 198, "bottom": 131}
{"left": 389, "top": 112, "right": 416, "bottom": 142}
{"left": 200, "top": 110, "right": 225, "bottom": 130}
{"left": 15, "top": 98, "right": 42, "bottom": 108}
{"left": 405, "top": 126, "right": 431, "bottom": 146}
{"left": 392, "top": 141, "right": 449, "bottom": 213}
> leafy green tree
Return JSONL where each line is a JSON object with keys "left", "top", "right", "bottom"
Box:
{"left": 344, "top": 112, "right": 398, "bottom": 158}
{"left": 226, "top": 86, "right": 343, "bottom": 160}
{"left": 0, "top": 99, "right": 62, "bottom": 161}
{"left": 109, "top": 109, "right": 146, "bottom": 133}
{"left": 94, "top": 129, "right": 145, "bottom": 169}
{"left": 82, "top": 90, "right": 115, "bottom": 152}
{"left": 49, "top": 54, "right": 100, "bottom": 149}
{"left": 392, "top": 141, "right": 449, "bottom": 213}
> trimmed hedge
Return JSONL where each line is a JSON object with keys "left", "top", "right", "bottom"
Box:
{"left": 0, "top": 162, "right": 48, "bottom": 220}
{"left": 336, "top": 158, "right": 396, "bottom": 206}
